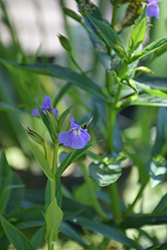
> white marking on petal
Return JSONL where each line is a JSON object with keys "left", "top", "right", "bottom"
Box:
{"left": 73, "top": 129, "right": 81, "bottom": 136}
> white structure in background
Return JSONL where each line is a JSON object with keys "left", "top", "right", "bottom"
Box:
{"left": 0, "top": 0, "right": 100, "bottom": 56}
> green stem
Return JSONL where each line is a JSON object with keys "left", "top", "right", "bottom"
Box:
{"left": 111, "top": 5, "right": 117, "bottom": 28}
{"left": 51, "top": 143, "right": 59, "bottom": 202}
{"left": 48, "top": 144, "right": 59, "bottom": 250}
{"left": 105, "top": 71, "right": 123, "bottom": 223}
{"left": 123, "top": 180, "right": 148, "bottom": 218}
{"left": 48, "top": 239, "right": 53, "bottom": 250}
{"left": 80, "top": 162, "right": 108, "bottom": 221}
{"left": 70, "top": 53, "right": 85, "bottom": 74}
{"left": 56, "top": 149, "right": 77, "bottom": 179}
{"left": 108, "top": 183, "right": 122, "bottom": 223}
{"left": 44, "top": 144, "right": 47, "bottom": 160}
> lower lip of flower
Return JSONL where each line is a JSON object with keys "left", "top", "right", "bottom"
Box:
{"left": 73, "top": 129, "right": 81, "bottom": 136}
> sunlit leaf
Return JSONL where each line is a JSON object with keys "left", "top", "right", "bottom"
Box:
{"left": 45, "top": 198, "right": 63, "bottom": 242}
{"left": 28, "top": 139, "right": 55, "bottom": 181}
{"left": 89, "top": 161, "right": 122, "bottom": 187}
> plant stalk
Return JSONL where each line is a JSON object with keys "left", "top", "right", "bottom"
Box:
{"left": 105, "top": 71, "right": 123, "bottom": 223}
{"left": 124, "top": 180, "right": 148, "bottom": 218}
{"left": 51, "top": 143, "right": 59, "bottom": 203}
{"left": 80, "top": 162, "right": 108, "bottom": 221}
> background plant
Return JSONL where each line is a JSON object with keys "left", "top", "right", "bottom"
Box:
{"left": 0, "top": 0, "right": 167, "bottom": 249}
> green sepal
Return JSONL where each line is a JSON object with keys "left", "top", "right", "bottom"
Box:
{"left": 22, "top": 124, "right": 45, "bottom": 145}
{"left": 63, "top": 8, "right": 82, "bottom": 22}
{"left": 58, "top": 34, "right": 72, "bottom": 52}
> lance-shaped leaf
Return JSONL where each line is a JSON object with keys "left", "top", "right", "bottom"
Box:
{"left": 56, "top": 141, "right": 100, "bottom": 179}
{"left": 134, "top": 81, "right": 167, "bottom": 98}
{"left": 0, "top": 151, "right": 12, "bottom": 214}
{"left": 28, "top": 139, "right": 55, "bottom": 181}
{"left": 83, "top": 16, "right": 120, "bottom": 73}
{"left": 0, "top": 102, "right": 31, "bottom": 114}
{"left": 0, "top": 215, "right": 35, "bottom": 250}
{"left": 44, "top": 198, "right": 63, "bottom": 242}
{"left": 86, "top": 12, "right": 126, "bottom": 59}
{"left": 69, "top": 216, "right": 139, "bottom": 249}
{"left": 123, "top": 94, "right": 167, "bottom": 108}
{"left": 129, "top": 18, "right": 147, "bottom": 52}
{"left": 152, "top": 107, "right": 167, "bottom": 155}
{"left": 131, "top": 37, "right": 167, "bottom": 62}
{"left": 58, "top": 104, "right": 73, "bottom": 131}
{"left": 0, "top": 58, "right": 106, "bottom": 101}
{"left": 129, "top": 6, "right": 147, "bottom": 53}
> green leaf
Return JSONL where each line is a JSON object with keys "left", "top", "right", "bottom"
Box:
{"left": 30, "top": 227, "right": 45, "bottom": 250}
{"left": 56, "top": 141, "right": 100, "bottom": 179}
{"left": 89, "top": 161, "right": 122, "bottom": 187}
{"left": 0, "top": 151, "right": 12, "bottom": 214}
{"left": 153, "top": 193, "right": 167, "bottom": 213}
{"left": 58, "top": 104, "right": 73, "bottom": 131}
{"left": 136, "top": 76, "right": 167, "bottom": 90}
{"left": 0, "top": 58, "right": 106, "bottom": 101}
{"left": 12, "top": 207, "right": 45, "bottom": 229}
{"left": 153, "top": 107, "right": 167, "bottom": 155}
{"left": 129, "top": 17, "right": 146, "bottom": 52}
{"left": 60, "top": 222, "right": 88, "bottom": 248}
{"left": 130, "top": 94, "right": 167, "bottom": 107}
{"left": 135, "top": 81, "right": 167, "bottom": 98}
{"left": 86, "top": 12, "right": 125, "bottom": 58}
{"left": 45, "top": 198, "right": 63, "bottom": 242}
{"left": 149, "top": 156, "right": 167, "bottom": 188}
{"left": 122, "top": 213, "right": 167, "bottom": 229}
{"left": 127, "top": 44, "right": 143, "bottom": 78}
{"left": 0, "top": 102, "right": 31, "bottom": 114}
{"left": 4, "top": 172, "right": 25, "bottom": 218}
{"left": 83, "top": 15, "right": 120, "bottom": 72}
{"left": 133, "top": 6, "right": 147, "bottom": 29}
{"left": 0, "top": 215, "right": 35, "bottom": 250}
{"left": 28, "top": 139, "right": 55, "bottom": 181}
{"left": 69, "top": 216, "right": 139, "bottom": 249}
{"left": 131, "top": 37, "right": 167, "bottom": 62}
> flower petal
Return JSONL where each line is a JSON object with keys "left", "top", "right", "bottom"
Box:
{"left": 148, "top": 0, "right": 161, "bottom": 3}
{"left": 147, "top": 3, "right": 160, "bottom": 18}
{"left": 42, "top": 96, "right": 51, "bottom": 109}
{"left": 70, "top": 134, "right": 86, "bottom": 149}
{"left": 70, "top": 117, "right": 80, "bottom": 129}
{"left": 32, "top": 108, "right": 40, "bottom": 116}
{"left": 80, "top": 129, "right": 91, "bottom": 143}
{"left": 58, "top": 131, "right": 72, "bottom": 147}
{"left": 51, "top": 108, "right": 58, "bottom": 117}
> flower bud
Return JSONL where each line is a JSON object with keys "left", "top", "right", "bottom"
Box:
{"left": 22, "top": 124, "right": 44, "bottom": 145}
{"left": 58, "top": 34, "right": 71, "bottom": 52}
{"left": 63, "top": 8, "right": 82, "bottom": 23}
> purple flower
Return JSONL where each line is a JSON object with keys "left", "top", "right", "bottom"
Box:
{"left": 58, "top": 117, "right": 91, "bottom": 149}
{"left": 32, "top": 96, "right": 58, "bottom": 117}
{"left": 147, "top": 0, "right": 161, "bottom": 19}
